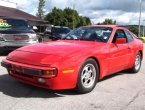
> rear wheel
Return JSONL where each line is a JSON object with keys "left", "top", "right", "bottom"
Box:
{"left": 130, "top": 52, "right": 142, "bottom": 73}
{"left": 76, "top": 59, "right": 99, "bottom": 94}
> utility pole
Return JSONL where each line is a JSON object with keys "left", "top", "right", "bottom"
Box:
{"left": 139, "top": 0, "right": 142, "bottom": 37}
{"left": 143, "top": 20, "right": 145, "bottom": 37}
{"left": 72, "top": 0, "right": 75, "bottom": 29}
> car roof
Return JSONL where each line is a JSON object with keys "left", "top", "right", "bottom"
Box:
{"left": 84, "top": 25, "right": 124, "bottom": 28}
{"left": 83, "top": 25, "right": 129, "bottom": 30}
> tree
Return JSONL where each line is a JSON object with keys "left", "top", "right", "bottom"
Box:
{"left": 63, "top": 8, "right": 80, "bottom": 28}
{"left": 36, "top": 0, "right": 45, "bottom": 18}
{"left": 45, "top": 7, "right": 91, "bottom": 29}
{"left": 98, "top": 19, "right": 116, "bottom": 25}
{"left": 128, "top": 26, "right": 139, "bottom": 36}
{"left": 78, "top": 16, "right": 91, "bottom": 27}
{"left": 45, "top": 7, "right": 66, "bottom": 26}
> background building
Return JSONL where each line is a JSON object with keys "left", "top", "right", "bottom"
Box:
{"left": 0, "top": 0, "right": 47, "bottom": 33}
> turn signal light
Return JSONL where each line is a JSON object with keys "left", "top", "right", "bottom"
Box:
{"left": 43, "top": 69, "right": 57, "bottom": 78}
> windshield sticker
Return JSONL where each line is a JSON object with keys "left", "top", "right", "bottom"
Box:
{"left": 0, "top": 19, "right": 11, "bottom": 29}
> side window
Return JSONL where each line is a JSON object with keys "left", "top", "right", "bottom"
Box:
{"left": 125, "top": 31, "right": 134, "bottom": 42}
{"left": 113, "top": 30, "right": 127, "bottom": 43}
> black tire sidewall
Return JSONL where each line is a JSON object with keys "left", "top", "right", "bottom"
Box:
{"left": 0, "top": 47, "right": 4, "bottom": 55}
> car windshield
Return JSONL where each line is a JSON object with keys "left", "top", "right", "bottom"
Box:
{"left": 0, "top": 18, "right": 29, "bottom": 30}
{"left": 52, "top": 27, "right": 71, "bottom": 34}
{"left": 64, "top": 27, "right": 113, "bottom": 42}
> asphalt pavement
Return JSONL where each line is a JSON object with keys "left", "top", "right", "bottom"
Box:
{"left": 0, "top": 45, "right": 145, "bottom": 110}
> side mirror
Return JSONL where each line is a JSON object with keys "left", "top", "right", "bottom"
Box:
{"left": 115, "top": 38, "right": 127, "bottom": 44}
{"left": 33, "top": 26, "right": 38, "bottom": 30}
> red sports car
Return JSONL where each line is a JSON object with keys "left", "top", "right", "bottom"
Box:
{"left": 1, "top": 25, "right": 144, "bottom": 93}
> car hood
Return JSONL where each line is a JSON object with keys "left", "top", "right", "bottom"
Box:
{"left": 18, "top": 40, "right": 99, "bottom": 56}
{"left": 7, "top": 40, "right": 104, "bottom": 66}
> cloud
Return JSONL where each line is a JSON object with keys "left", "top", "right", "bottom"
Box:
{"left": 8, "top": 0, "right": 145, "bottom": 25}
{"left": 10, "top": 0, "right": 38, "bottom": 15}
{"left": 76, "top": 0, "right": 139, "bottom": 12}
{"left": 74, "top": 0, "right": 145, "bottom": 25}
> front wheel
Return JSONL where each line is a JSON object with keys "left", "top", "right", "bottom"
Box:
{"left": 75, "top": 59, "right": 99, "bottom": 94}
{"left": 130, "top": 52, "right": 142, "bottom": 73}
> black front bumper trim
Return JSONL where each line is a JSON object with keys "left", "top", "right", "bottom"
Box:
{"left": 1, "top": 61, "right": 12, "bottom": 68}
{"left": 24, "top": 68, "right": 43, "bottom": 76}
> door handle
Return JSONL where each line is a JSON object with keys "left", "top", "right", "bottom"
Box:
{"left": 128, "top": 46, "right": 131, "bottom": 49}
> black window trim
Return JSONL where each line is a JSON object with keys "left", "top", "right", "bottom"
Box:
{"left": 124, "top": 30, "right": 134, "bottom": 43}
{"left": 112, "top": 29, "right": 128, "bottom": 43}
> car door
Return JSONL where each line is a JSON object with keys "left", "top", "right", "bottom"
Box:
{"left": 108, "top": 29, "right": 132, "bottom": 74}
{"left": 124, "top": 30, "right": 136, "bottom": 67}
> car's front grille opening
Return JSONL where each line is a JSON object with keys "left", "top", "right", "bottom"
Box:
{"left": 4, "top": 34, "right": 29, "bottom": 41}
{"left": 13, "top": 71, "right": 33, "bottom": 79}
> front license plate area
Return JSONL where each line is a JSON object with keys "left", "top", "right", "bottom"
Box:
{"left": 12, "top": 65, "right": 23, "bottom": 74}
{"left": 11, "top": 65, "right": 33, "bottom": 79}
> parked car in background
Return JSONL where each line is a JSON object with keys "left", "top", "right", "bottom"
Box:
{"left": 140, "top": 37, "right": 145, "bottom": 43}
{"left": 1, "top": 25, "right": 143, "bottom": 94}
{"left": 0, "top": 17, "right": 39, "bottom": 53}
{"left": 45, "top": 26, "right": 71, "bottom": 40}
{"left": 45, "top": 25, "right": 54, "bottom": 34}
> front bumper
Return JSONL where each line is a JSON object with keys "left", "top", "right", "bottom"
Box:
{"left": 1, "top": 59, "right": 77, "bottom": 90}
{"left": 1, "top": 60, "right": 56, "bottom": 89}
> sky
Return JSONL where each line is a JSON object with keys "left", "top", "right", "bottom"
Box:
{"left": 3, "top": 0, "right": 145, "bottom": 25}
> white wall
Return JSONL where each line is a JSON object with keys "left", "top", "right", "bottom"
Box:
{"left": 0, "top": 0, "right": 16, "bottom": 8}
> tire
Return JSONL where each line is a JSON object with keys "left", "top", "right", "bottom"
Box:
{"left": 130, "top": 52, "right": 142, "bottom": 73}
{"left": 38, "top": 37, "right": 43, "bottom": 42}
{"left": 0, "top": 47, "right": 4, "bottom": 55}
{"left": 75, "top": 58, "right": 99, "bottom": 94}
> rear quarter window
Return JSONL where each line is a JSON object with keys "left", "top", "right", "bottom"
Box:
{"left": 125, "top": 30, "right": 134, "bottom": 42}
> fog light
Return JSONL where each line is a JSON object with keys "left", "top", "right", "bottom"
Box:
{"left": 37, "top": 78, "right": 45, "bottom": 84}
